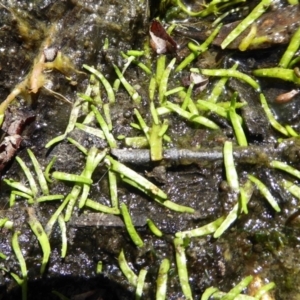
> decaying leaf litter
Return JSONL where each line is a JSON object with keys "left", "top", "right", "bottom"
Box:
{"left": 1, "top": 0, "right": 300, "bottom": 299}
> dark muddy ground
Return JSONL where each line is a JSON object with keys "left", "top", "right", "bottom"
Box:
{"left": 1, "top": 0, "right": 300, "bottom": 299}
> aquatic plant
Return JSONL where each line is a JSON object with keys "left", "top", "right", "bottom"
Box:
{"left": 3, "top": 0, "right": 300, "bottom": 299}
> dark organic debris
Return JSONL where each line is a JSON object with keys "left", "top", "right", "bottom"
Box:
{"left": 149, "top": 19, "right": 177, "bottom": 54}
{"left": 181, "top": 72, "right": 209, "bottom": 92}
{"left": 276, "top": 89, "right": 300, "bottom": 103}
{"left": 0, "top": 135, "right": 22, "bottom": 172}
{"left": 0, "top": 109, "right": 35, "bottom": 172}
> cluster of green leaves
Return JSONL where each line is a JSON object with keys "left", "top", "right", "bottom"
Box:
{"left": 4, "top": 0, "right": 300, "bottom": 299}
{"left": 253, "top": 25, "right": 300, "bottom": 85}
{"left": 201, "top": 276, "right": 275, "bottom": 300}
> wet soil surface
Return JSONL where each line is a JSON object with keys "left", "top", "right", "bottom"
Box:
{"left": 1, "top": 1, "right": 300, "bottom": 299}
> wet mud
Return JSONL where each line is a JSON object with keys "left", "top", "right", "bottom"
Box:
{"left": 0, "top": 1, "right": 300, "bottom": 299}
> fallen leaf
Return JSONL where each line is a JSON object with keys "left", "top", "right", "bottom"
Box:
{"left": 149, "top": 20, "right": 177, "bottom": 54}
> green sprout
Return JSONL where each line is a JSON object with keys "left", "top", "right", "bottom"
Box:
{"left": 147, "top": 218, "right": 163, "bottom": 237}
{"left": 259, "top": 93, "right": 289, "bottom": 136}
{"left": 121, "top": 175, "right": 195, "bottom": 212}
{"left": 149, "top": 76, "right": 157, "bottom": 101}
{"left": 223, "top": 141, "right": 239, "bottom": 192}
{"left": 285, "top": 125, "right": 299, "bottom": 137}
{"left": 124, "top": 136, "right": 149, "bottom": 148}
{"left": 180, "top": 89, "right": 198, "bottom": 115}
{"left": 149, "top": 123, "right": 163, "bottom": 161}
{"left": 88, "top": 74, "right": 102, "bottom": 106}
{"left": 44, "top": 156, "right": 57, "bottom": 183}
{"left": 248, "top": 175, "right": 281, "bottom": 212}
{"left": 45, "top": 97, "right": 82, "bottom": 148}
{"left": 113, "top": 64, "right": 141, "bottom": 104}
{"left": 206, "top": 63, "right": 238, "bottom": 102}
{"left": 175, "top": 23, "right": 222, "bottom": 72}
{"left": 216, "top": 275, "right": 253, "bottom": 300}
{"left": 78, "top": 148, "right": 107, "bottom": 208}
{"left": 108, "top": 170, "right": 119, "bottom": 208}
{"left": 201, "top": 287, "right": 219, "bottom": 300}
{"left": 197, "top": 100, "right": 229, "bottom": 119}
{"left": 279, "top": 26, "right": 300, "bottom": 68}
{"left": 162, "top": 200, "right": 195, "bottom": 213}
{"left": 191, "top": 68, "right": 260, "bottom": 91}
{"left": 5, "top": 149, "right": 58, "bottom": 205}
{"left": 105, "top": 156, "right": 168, "bottom": 199}
{"left": 164, "top": 101, "right": 219, "bottom": 129}
{"left": 136, "top": 268, "right": 148, "bottom": 300}
{"left": 120, "top": 203, "right": 144, "bottom": 247}
{"left": 36, "top": 195, "right": 64, "bottom": 202}
{"left": 220, "top": 0, "right": 272, "bottom": 49}
{"left": 214, "top": 148, "right": 255, "bottom": 238}
{"left": 103, "top": 103, "right": 113, "bottom": 131}
{"left": 75, "top": 123, "right": 105, "bottom": 140}
{"left": 156, "top": 55, "right": 166, "bottom": 86}
{"left": 9, "top": 191, "right": 33, "bottom": 206}
{"left": 27, "top": 207, "right": 51, "bottom": 274}
{"left": 83, "top": 64, "right": 115, "bottom": 103}
{"left": 134, "top": 108, "right": 150, "bottom": 140}
{"left": 164, "top": 86, "right": 185, "bottom": 97}
{"left": 11, "top": 231, "right": 28, "bottom": 300}
{"left": 4, "top": 179, "right": 33, "bottom": 197}
{"left": 64, "top": 186, "right": 83, "bottom": 222}
{"left": 254, "top": 282, "right": 276, "bottom": 299}
{"left": 204, "top": 276, "right": 274, "bottom": 299}
{"left": 175, "top": 216, "right": 225, "bottom": 239}
{"left": 174, "top": 237, "right": 193, "bottom": 300}
{"left": 126, "top": 50, "right": 145, "bottom": 57}
{"left": 91, "top": 105, "right": 117, "bottom": 148}
{"left": 229, "top": 92, "right": 248, "bottom": 146}
{"left": 15, "top": 156, "right": 39, "bottom": 198}
{"left": 281, "top": 179, "right": 300, "bottom": 200}
{"left": 0, "top": 218, "right": 13, "bottom": 229}
{"left": 156, "top": 258, "right": 170, "bottom": 300}
{"left": 58, "top": 215, "right": 67, "bottom": 258}
{"left": 270, "top": 160, "right": 300, "bottom": 180}
{"left": 96, "top": 261, "right": 103, "bottom": 274}
{"left": 158, "top": 57, "right": 176, "bottom": 103}
{"left": 85, "top": 199, "right": 120, "bottom": 214}
{"left": 27, "top": 149, "right": 49, "bottom": 195}
{"left": 67, "top": 137, "right": 88, "bottom": 155}
{"left": 176, "top": 0, "right": 244, "bottom": 18}
{"left": 118, "top": 249, "right": 138, "bottom": 286}
{"left": 45, "top": 186, "right": 80, "bottom": 235}
{"left": 51, "top": 171, "right": 93, "bottom": 185}
{"left": 214, "top": 201, "right": 240, "bottom": 239}
{"left": 253, "top": 68, "right": 300, "bottom": 86}
{"left": 214, "top": 180, "right": 254, "bottom": 238}
{"left": 121, "top": 51, "right": 152, "bottom": 75}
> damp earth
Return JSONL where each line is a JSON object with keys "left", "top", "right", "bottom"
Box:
{"left": 1, "top": 1, "right": 300, "bottom": 299}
